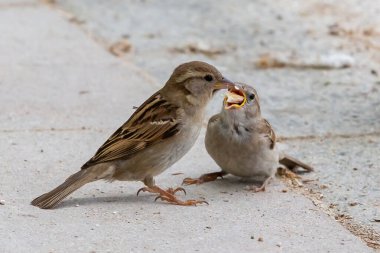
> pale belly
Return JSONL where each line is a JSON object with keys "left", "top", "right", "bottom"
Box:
{"left": 206, "top": 123, "right": 279, "bottom": 178}
{"left": 113, "top": 123, "right": 201, "bottom": 181}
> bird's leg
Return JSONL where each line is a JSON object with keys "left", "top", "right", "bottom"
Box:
{"left": 137, "top": 177, "right": 207, "bottom": 206}
{"left": 246, "top": 176, "right": 273, "bottom": 192}
{"left": 182, "top": 171, "right": 227, "bottom": 186}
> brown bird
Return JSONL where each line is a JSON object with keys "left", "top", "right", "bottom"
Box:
{"left": 183, "top": 83, "right": 313, "bottom": 191}
{"left": 31, "top": 61, "right": 234, "bottom": 209}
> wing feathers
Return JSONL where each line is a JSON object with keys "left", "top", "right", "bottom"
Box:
{"left": 82, "top": 92, "right": 182, "bottom": 169}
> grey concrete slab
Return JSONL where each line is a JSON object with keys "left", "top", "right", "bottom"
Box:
{"left": 286, "top": 136, "right": 380, "bottom": 234}
{"left": 0, "top": 6, "right": 160, "bottom": 131}
{"left": 0, "top": 0, "right": 37, "bottom": 6}
{"left": 54, "top": 0, "right": 380, "bottom": 137}
{"left": 0, "top": 130, "right": 374, "bottom": 253}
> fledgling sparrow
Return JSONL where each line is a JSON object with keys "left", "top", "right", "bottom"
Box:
{"left": 183, "top": 83, "right": 313, "bottom": 191}
{"left": 31, "top": 61, "right": 234, "bottom": 209}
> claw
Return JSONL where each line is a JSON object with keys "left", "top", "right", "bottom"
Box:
{"left": 154, "top": 195, "right": 208, "bottom": 206}
{"left": 136, "top": 185, "right": 208, "bottom": 206}
{"left": 136, "top": 187, "right": 148, "bottom": 196}
{"left": 154, "top": 195, "right": 166, "bottom": 202}
{"left": 167, "top": 187, "right": 186, "bottom": 195}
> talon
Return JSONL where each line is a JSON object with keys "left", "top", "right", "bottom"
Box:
{"left": 136, "top": 187, "right": 146, "bottom": 196}
{"left": 137, "top": 185, "right": 207, "bottom": 206}
{"left": 167, "top": 187, "right": 186, "bottom": 195}
{"left": 154, "top": 195, "right": 167, "bottom": 202}
{"left": 199, "top": 200, "right": 209, "bottom": 205}
{"left": 173, "top": 187, "right": 186, "bottom": 195}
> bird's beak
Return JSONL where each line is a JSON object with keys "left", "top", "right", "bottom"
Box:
{"left": 223, "top": 85, "right": 247, "bottom": 110}
{"left": 213, "top": 77, "right": 235, "bottom": 90}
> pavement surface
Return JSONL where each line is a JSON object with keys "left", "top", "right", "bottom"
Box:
{"left": 0, "top": 0, "right": 379, "bottom": 252}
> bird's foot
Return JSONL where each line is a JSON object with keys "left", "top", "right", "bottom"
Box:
{"left": 155, "top": 195, "right": 208, "bottom": 206}
{"left": 137, "top": 186, "right": 185, "bottom": 196}
{"left": 182, "top": 172, "right": 226, "bottom": 186}
{"left": 246, "top": 176, "right": 273, "bottom": 192}
{"left": 137, "top": 186, "right": 207, "bottom": 206}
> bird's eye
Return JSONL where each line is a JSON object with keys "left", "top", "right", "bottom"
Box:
{"left": 249, "top": 93, "right": 255, "bottom": 100}
{"left": 204, "top": 74, "right": 213, "bottom": 82}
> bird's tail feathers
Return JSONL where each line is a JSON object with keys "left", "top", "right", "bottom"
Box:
{"left": 279, "top": 154, "right": 314, "bottom": 172}
{"left": 31, "top": 169, "right": 93, "bottom": 209}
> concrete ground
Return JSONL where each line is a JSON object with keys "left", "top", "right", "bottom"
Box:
{"left": 0, "top": 0, "right": 379, "bottom": 252}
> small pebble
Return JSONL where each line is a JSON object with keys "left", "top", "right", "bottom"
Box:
{"left": 0, "top": 200, "right": 5, "bottom": 205}
{"left": 276, "top": 242, "right": 282, "bottom": 247}
{"left": 250, "top": 236, "right": 254, "bottom": 239}
{"left": 349, "top": 202, "right": 358, "bottom": 207}
{"left": 258, "top": 237, "right": 263, "bottom": 242}
{"left": 75, "top": 204, "right": 80, "bottom": 207}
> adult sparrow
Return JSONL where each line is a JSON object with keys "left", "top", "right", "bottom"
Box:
{"left": 183, "top": 83, "right": 313, "bottom": 191}
{"left": 31, "top": 61, "right": 234, "bottom": 209}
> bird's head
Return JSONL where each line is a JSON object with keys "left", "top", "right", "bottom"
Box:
{"left": 222, "top": 83, "right": 261, "bottom": 120}
{"left": 164, "top": 61, "right": 235, "bottom": 108}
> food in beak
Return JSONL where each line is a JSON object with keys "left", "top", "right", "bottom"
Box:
{"left": 224, "top": 85, "right": 246, "bottom": 109}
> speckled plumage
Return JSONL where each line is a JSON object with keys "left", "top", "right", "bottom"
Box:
{"left": 31, "top": 61, "right": 234, "bottom": 209}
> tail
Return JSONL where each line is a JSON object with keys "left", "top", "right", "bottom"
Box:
{"left": 31, "top": 170, "right": 93, "bottom": 209}
{"left": 279, "top": 154, "right": 314, "bottom": 172}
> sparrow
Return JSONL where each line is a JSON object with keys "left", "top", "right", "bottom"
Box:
{"left": 183, "top": 83, "right": 313, "bottom": 191}
{"left": 31, "top": 61, "right": 234, "bottom": 209}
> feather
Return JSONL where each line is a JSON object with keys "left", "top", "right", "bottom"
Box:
{"left": 82, "top": 92, "right": 182, "bottom": 169}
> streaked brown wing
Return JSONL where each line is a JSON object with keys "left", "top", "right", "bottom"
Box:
{"left": 263, "top": 119, "right": 276, "bottom": 149}
{"left": 81, "top": 92, "right": 182, "bottom": 169}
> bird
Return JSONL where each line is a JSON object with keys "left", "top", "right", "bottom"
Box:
{"left": 182, "top": 83, "right": 313, "bottom": 191}
{"left": 31, "top": 61, "right": 235, "bottom": 209}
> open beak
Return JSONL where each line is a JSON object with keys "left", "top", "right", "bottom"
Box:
{"left": 224, "top": 85, "right": 247, "bottom": 110}
{"left": 213, "top": 77, "right": 235, "bottom": 91}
